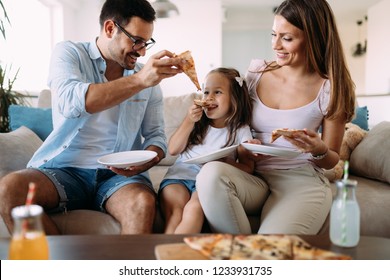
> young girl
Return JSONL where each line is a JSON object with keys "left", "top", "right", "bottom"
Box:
{"left": 159, "top": 67, "right": 254, "bottom": 234}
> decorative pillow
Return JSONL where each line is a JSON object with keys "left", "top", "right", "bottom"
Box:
{"left": 9, "top": 105, "right": 53, "bottom": 141}
{"left": 350, "top": 121, "right": 390, "bottom": 184}
{"left": 351, "top": 106, "right": 369, "bottom": 131}
{"left": 159, "top": 92, "right": 201, "bottom": 166}
{"left": 0, "top": 126, "right": 42, "bottom": 178}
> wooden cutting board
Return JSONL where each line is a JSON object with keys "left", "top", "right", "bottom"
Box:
{"left": 155, "top": 243, "right": 208, "bottom": 260}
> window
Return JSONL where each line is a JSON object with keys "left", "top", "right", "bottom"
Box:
{"left": 0, "top": 0, "right": 52, "bottom": 93}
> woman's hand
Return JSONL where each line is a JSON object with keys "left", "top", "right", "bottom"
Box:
{"left": 283, "top": 129, "right": 328, "bottom": 155}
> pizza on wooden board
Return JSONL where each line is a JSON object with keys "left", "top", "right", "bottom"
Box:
{"left": 270, "top": 128, "right": 306, "bottom": 143}
{"left": 174, "top": 50, "right": 201, "bottom": 91}
{"left": 184, "top": 234, "right": 352, "bottom": 260}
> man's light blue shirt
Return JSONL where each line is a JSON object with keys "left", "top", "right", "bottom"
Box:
{"left": 28, "top": 40, "right": 167, "bottom": 168}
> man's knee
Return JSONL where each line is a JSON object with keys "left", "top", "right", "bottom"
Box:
{"left": 117, "top": 186, "right": 156, "bottom": 214}
{"left": 135, "top": 189, "right": 156, "bottom": 208}
{"left": 0, "top": 172, "right": 27, "bottom": 210}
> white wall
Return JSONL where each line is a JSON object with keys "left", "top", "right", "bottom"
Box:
{"left": 222, "top": 7, "right": 275, "bottom": 75}
{"left": 365, "top": 0, "right": 390, "bottom": 94}
{"left": 60, "top": 0, "right": 103, "bottom": 42}
{"left": 359, "top": 0, "right": 390, "bottom": 127}
{"left": 357, "top": 95, "right": 390, "bottom": 128}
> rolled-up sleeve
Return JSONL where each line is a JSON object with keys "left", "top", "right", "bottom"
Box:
{"left": 48, "top": 41, "right": 93, "bottom": 119}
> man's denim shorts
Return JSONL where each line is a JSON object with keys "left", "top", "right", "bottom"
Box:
{"left": 34, "top": 167, "right": 154, "bottom": 213}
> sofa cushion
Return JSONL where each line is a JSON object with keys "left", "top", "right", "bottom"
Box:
{"left": 159, "top": 92, "right": 201, "bottom": 165}
{"left": 351, "top": 175, "right": 390, "bottom": 238}
{"left": 50, "top": 210, "right": 120, "bottom": 235}
{"left": 0, "top": 126, "right": 42, "bottom": 178}
{"left": 9, "top": 104, "right": 53, "bottom": 140}
{"left": 350, "top": 121, "right": 390, "bottom": 184}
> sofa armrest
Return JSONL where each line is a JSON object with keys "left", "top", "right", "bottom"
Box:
{"left": 0, "top": 126, "right": 42, "bottom": 178}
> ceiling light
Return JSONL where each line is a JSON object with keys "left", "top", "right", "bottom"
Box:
{"left": 151, "top": 0, "right": 179, "bottom": 19}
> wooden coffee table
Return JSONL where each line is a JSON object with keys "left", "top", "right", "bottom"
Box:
{"left": 0, "top": 234, "right": 389, "bottom": 260}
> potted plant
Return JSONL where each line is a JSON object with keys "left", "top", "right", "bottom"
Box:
{"left": 0, "top": 64, "right": 29, "bottom": 132}
{"left": 0, "top": 1, "right": 29, "bottom": 132}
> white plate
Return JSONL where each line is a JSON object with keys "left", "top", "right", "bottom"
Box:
{"left": 97, "top": 150, "right": 157, "bottom": 169}
{"left": 183, "top": 145, "right": 239, "bottom": 164}
{"left": 242, "top": 143, "right": 301, "bottom": 158}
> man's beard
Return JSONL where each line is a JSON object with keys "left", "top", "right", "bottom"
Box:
{"left": 122, "top": 50, "right": 140, "bottom": 70}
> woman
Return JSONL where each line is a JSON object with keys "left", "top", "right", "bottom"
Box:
{"left": 196, "top": 0, "right": 356, "bottom": 235}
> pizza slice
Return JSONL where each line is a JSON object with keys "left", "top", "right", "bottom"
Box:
{"left": 183, "top": 234, "right": 233, "bottom": 260}
{"left": 230, "top": 234, "right": 293, "bottom": 260}
{"left": 174, "top": 50, "right": 201, "bottom": 91}
{"left": 291, "top": 236, "right": 352, "bottom": 260}
{"left": 270, "top": 128, "right": 306, "bottom": 143}
{"left": 193, "top": 99, "right": 212, "bottom": 107}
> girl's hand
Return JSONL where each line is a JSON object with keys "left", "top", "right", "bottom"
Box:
{"left": 188, "top": 104, "right": 203, "bottom": 122}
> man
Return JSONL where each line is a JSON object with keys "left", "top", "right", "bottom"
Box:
{"left": 0, "top": 0, "right": 183, "bottom": 234}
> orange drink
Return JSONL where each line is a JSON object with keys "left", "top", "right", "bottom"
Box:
{"left": 9, "top": 232, "right": 49, "bottom": 260}
{"left": 8, "top": 204, "right": 49, "bottom": 260}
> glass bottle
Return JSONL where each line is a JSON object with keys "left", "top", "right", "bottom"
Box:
{"left": 8, "top": 204, "right": 49, "bottom": 260}
{"left": 330, "top": 179, "right": 360, "bottom": 247}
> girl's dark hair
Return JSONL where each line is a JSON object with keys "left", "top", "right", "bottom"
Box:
{"left": 99, "top": 0, "right": 156, "bottom": 28}
{"left": 262, "top": 0, "right": 355, "bottom": 122}
{"left": 186, "top": 68, "right": 253, "bottom": 150}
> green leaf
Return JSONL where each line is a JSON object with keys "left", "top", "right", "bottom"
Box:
{"left": 0, "top": 63, "right": 29, "bottom": 132}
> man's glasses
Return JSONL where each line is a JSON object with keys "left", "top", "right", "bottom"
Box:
{"left": 114, "top": 21, "right": 155, "bottom": 51}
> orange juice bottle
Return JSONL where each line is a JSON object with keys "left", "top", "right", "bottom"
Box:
{"left": 8, "top": 205, "right": 49, "bottom": 260}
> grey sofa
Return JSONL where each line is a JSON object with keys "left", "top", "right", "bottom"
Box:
{"left": 1, "top": 90, "right": 389, "bottom": 238}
